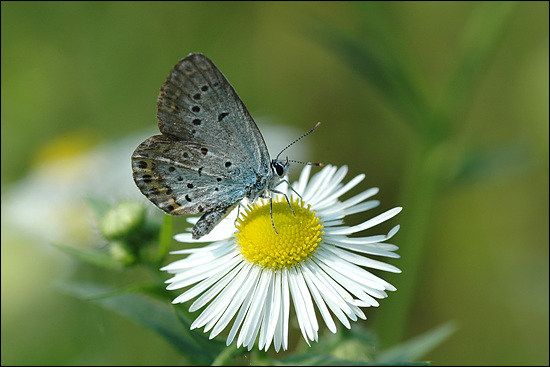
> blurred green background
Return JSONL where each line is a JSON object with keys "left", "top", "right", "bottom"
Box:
{"left": 1, "top": 1, "right": 548, "bottom": 365}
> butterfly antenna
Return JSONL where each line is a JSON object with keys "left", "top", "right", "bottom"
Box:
{"left": 288, "top": 159, "right": 324, "bottom": 167}
{"left": 276, "top": 122, "right": 321, "bottom": 161}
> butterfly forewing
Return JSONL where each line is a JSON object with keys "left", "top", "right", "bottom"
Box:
{"left": 156, "top": 53, "right": 270, "bottom": 178}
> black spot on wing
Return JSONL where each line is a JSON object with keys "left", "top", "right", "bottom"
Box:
{"left": 218, "top": 112, "right": 229, "bottom": 122}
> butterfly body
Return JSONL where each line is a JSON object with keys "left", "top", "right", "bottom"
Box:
{"left": 132, "top": 53, "right": 288, "bottom": 239}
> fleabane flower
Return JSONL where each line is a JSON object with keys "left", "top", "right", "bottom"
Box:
{"left": 161, "top": 165, "right": 402, "bottom": 352}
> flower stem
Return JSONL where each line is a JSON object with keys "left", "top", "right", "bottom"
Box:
{"left": 374, "top": 138, "right": 450, "bottom": 347}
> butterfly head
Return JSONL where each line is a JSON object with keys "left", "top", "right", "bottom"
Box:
{"left": 270, "top": 122, "right": 323, "bottom": 184}
{"left": 271, "top": 158, "right": 289, "bottom": 179}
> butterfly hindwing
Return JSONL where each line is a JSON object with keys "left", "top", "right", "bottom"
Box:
{"left": 132, "top": 134, "right": 254, "bottom": 216}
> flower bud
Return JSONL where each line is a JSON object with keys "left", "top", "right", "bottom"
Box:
{"left": 100, "top": 201, "right": 145, "bottom": 240}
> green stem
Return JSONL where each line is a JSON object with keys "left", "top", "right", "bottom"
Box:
{"left": 211, "top": 345, "right": 239, "bottom": 366}
{"left": 373, "top": 137, "right": 449, "bottom": 347}
{"left": 155, "top": 214, "right": 173, "bottom": 265}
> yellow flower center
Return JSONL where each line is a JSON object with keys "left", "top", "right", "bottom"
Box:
{"left": 236, "top": 197, "right": 324, "bottom": 270}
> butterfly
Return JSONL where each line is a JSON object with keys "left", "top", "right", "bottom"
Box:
{"left": 132, "top": 53, "right": 320, "bottom": 239}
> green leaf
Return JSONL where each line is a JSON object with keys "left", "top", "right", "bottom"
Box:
{"left": 438, "top": 1, "right": 517, "bottom": 131}
{"left": 54, "top": 243, "right": 123, "bottom": 269}
{"left": 279, "top": 353, "right": 429, "bottom": 366}
{"left": 58, "top": 282, "right": 223, "bottom": 364}
{"left": 274, "top": 326, "right": 430, "bottom": 366}
{"left": 448, "top": 142, "right": 530, "bottom": 186}
{"left": 377, "top": 322, "right": 457, "bottom": 364}
{"left": 304, "top": 10, "right": 429, "bottom": 133}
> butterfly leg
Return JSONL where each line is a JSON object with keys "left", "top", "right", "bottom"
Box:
{"left": 269, "top": 197, "right": 279, "bottom": 235}
{"left": 276, "top": 178, "right": 303, "bottom": 200}
{"left": 192, "top": 203, "right": 238, "bottom": 239}
{"left": 233, "top": 202, "right": 247, "bottom": 227}
{"left": 269, "top": 188, "right": 295, "bottom": 216}
{"left": 264, "top": 179, "right": 300, "bottom": 234}
{"left": 272, "top": 178, "right": 302, "bottom": 202}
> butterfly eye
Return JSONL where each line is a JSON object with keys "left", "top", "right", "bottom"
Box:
{"left": 273, "top": 161, "right": 285, "bottom": 177}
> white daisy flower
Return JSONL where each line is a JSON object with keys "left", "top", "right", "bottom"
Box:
{"left": 161, "top": 164, "right": 402, "bottom": 352}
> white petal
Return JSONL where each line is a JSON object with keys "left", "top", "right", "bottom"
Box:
{"left": 302, "top": 165, "right": 337, "bottom": 203}
{"left": 299, "top": 265, "right": 337, "bottom": 333}
{"left": 163, "top": 243, "right": 235, "bottom": 272}
{"left": 173, "top": 228, "right": 232, "bottom": 243}
{"left": 314, "top": 251, "right": 387, "bottom": 304}
{"left": 191, "top": 263, "right": 252, "bottom": 330}
{"left": 209, "top": 265, "right": 260, "bottom": 338}
{"left": 304, "top": 261, "right": 358, "bottom": 312}
{"left": 317, "top": 246, "right": 398, "bottom": 288}
{"left": 350, "top": 299, "right": 373, "bottom": 310}
{"left": 295, "top": 268, "right": 319, "bottom": 337}
{"left": 319, "top": 200, "right": 379, "bottom": 222}
{"left": 172, "top": 260, "right": 244, "bottom": 305}
{"left": 326, "top": 224, "right": 400, "bottom": 245}
{"left": 258, "top": 273, "right": 276, "bottom": 350}
{"left": 324, "top": 244, "right": 401, "bottom": 274}
{"left": 265, "top": 270, "right": 282, "bottom": 352}
{"left": 315, "top": 250, "right": 379, "bottom": 295}
{"left": 319, "top": 188, "right": 380, "bottom": 220}
{"left": 306, "top": 259, "right": 361, "bottom": 321}
{"left": 287, "top": 268, "right": 313, "bottom": 345}
{"left": 321, "top": 220, "right": 345, "bottom": 227}
{"left": 309, "top": 166, "right": 349, "bottom": 206}
{"left": 326, "top": 207, "right": 402, "bottom": 235}
{"left": 191, "top": 261, "right": 248, "bottom": 314}
{"left": 329, "top": 241, "right": 400, "bottom": 258}
{"left": 282, "top": 269, "right": 290, "bottom": 351}
{"left": 294, "top": 163, "right": 312, "bottom": 196}
{"left": 340, "top": 200, "right": 380, "bottom": 216}
{"left": 316, "top": 248, "right": 388, "bottom": 291}
{"left": 166, "top": 252, "right": 241, "bottom": 290}
{"left": 326, "top": 237, "right": 400, "bottom": 258}
{"left": 315, "top": 173, "right": 364, "bottom": 210}
{"left": 167, "top": 239, "right": 231, "bottom": 256}
{"left": 240, "top": 269, "right": 272, "bottom": 349}
{"left": 226, "top": 266, "right": 262, "bottom": 346}
{"left": 347, "top": 302, "right": 368, "bottom": 319}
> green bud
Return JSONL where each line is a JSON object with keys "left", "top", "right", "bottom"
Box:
{"left": 100, "top": 201, "right": 145, "bottom": 240}
{"left": 109, "top": 240, "right": 137, "bottom": 265}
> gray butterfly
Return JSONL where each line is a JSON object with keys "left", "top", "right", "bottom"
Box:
{"left": 132, "top": 53, "right": 319, "bottom": 239}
